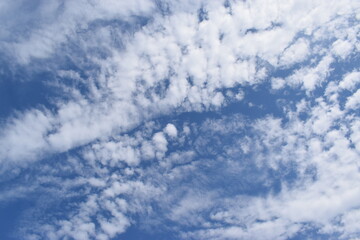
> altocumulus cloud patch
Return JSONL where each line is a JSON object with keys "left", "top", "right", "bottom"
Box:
{"left": 0, "top": 0, "right": 360, "bottom": 239}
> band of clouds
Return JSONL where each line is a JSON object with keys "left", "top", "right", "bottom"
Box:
{"left": 0, "top": 0, "right": 358, "bottom": 166}
{"left": 25, "top": 85, "right": 360, "bottom": 239}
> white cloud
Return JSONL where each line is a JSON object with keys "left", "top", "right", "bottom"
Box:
{"left": 271, "top": 77, "right": 286, "bottom": 90}
{"left": 13, "top": 89, "right": 360, "bottom": 239}
{"left": 345, "top": 89, "right": 360, "bottom": 110}
{"left": 0, "top": 109, "right": 52, "bottom": 166}
{"left": 339, "top": 71, "right": 360, "bottom": 91}
{"left": 286, "top": 55, "right": 333, "bottom": 91}
{"left": 1, "top": 0, "right": 358, "bottom": 166}
{"left": 340, "top": 209, "right": 360, "bottom": 238}
{"left": 332, "top": 39, "right": 354, "bottom": 59}
{"left": 350, "top": 120, "right": 360, "bottom": 152}
{"left": 152, "top": 132, "right": 168, "bottom": 159}
{"left": 1, "top": 0, "right": 157, "bottom": 64}
{"left": 164, "top": 123, "right": 178, "bottom": 138}
{"left": 278, "top": 38, "right": 309, "bottom": 66}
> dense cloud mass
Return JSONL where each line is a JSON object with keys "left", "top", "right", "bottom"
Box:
{"left": 0, "top": 0, "right": 359, "bottom": 239}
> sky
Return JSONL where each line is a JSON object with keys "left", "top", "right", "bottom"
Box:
{"left": 0, "top": 0, "right": 360, "bottom": 239}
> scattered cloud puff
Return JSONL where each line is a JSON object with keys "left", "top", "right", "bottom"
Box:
{"left": 164, "top": 123, "right": 178, "bottom": 138}
{"left": 278, "top": 38, "right": 309, "bottom": 66}
{"left": 339, "top": 71, "right": 360, "bottom": 91}
{"left": 0, "top": 0, "right": 359, "bottom": 239}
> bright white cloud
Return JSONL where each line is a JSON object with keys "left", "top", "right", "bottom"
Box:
{"left": 164, "top": 123, "right": 178, "bottom": 138}
{"left": 278, "top": 38, "right": 309, "bottom": 66}
{"left": 1, "top": 0, "right": 358, "bottom": 166}
{"left": 332, "top": 39, "right": 354, "bottom": 59}
{"left": 345, "top": 89, "right": 360, "bottom": 110}
{"left": 339, "top": 71, "right": 360, "bottom": 91}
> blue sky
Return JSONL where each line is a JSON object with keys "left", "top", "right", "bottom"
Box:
{"left": 0, "top": 0, "right": 360, "bottom": 239}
